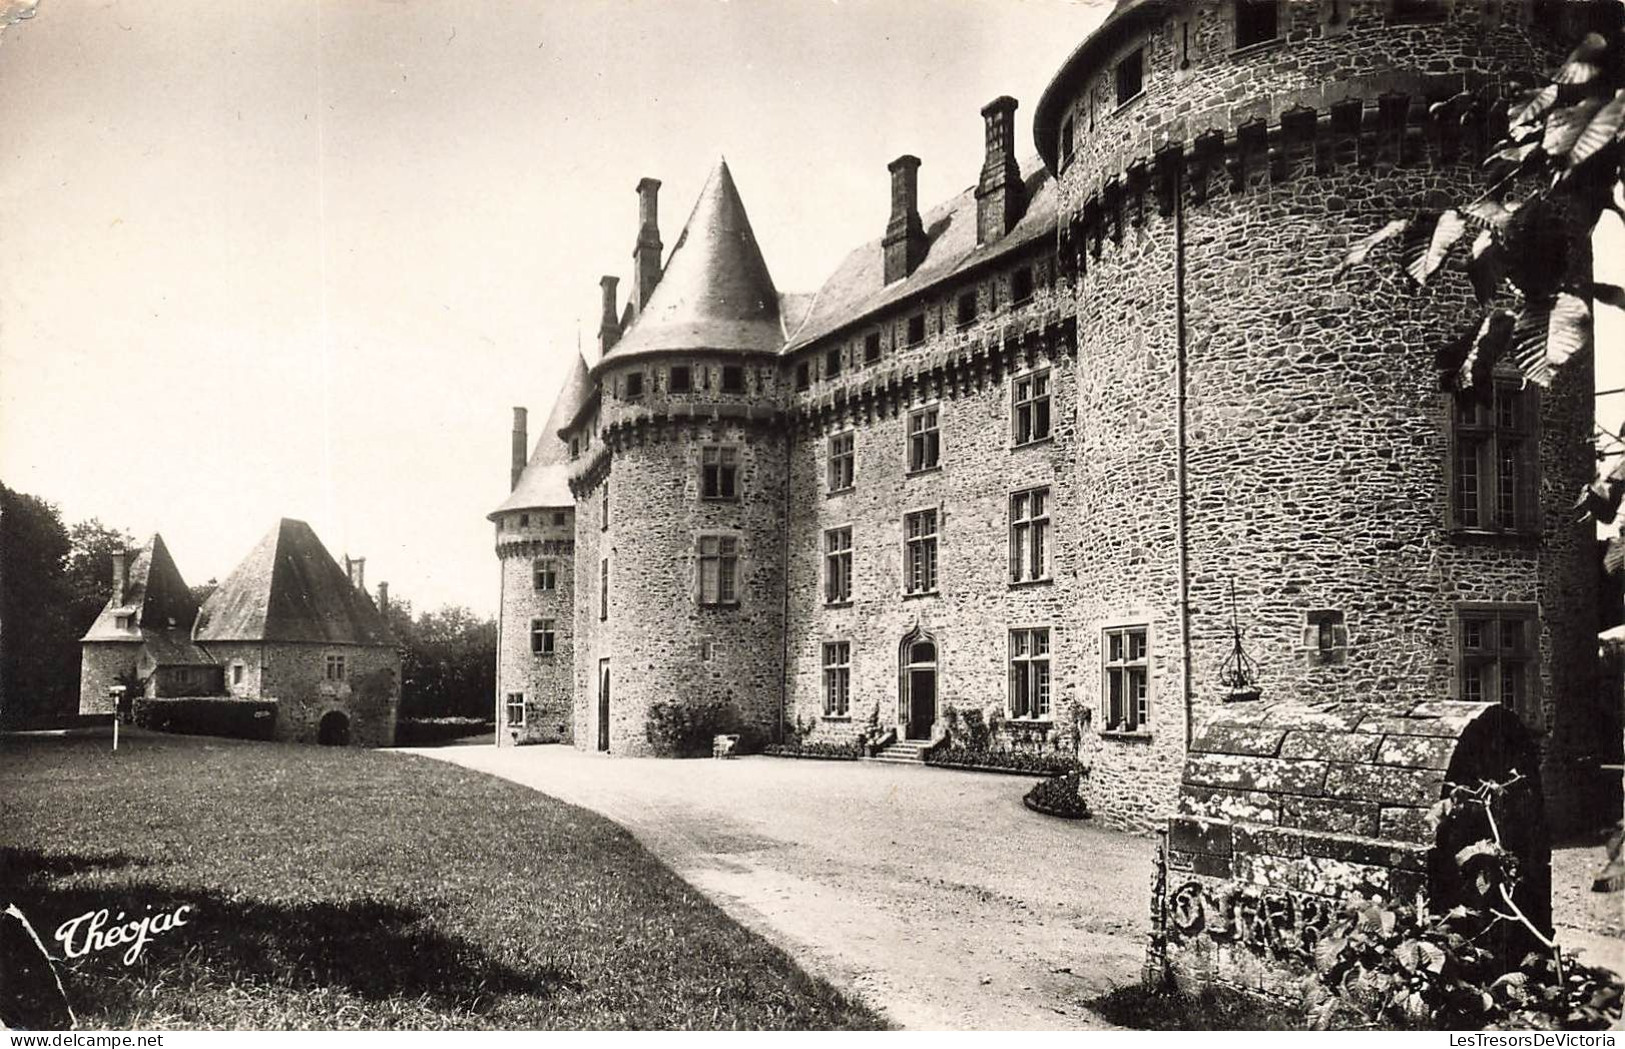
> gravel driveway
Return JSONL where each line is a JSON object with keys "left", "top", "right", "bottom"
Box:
{"left": 400, "top": 745, "right": 1149, "bottom": 1029}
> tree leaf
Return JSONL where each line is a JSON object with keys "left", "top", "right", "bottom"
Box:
{"left": 1440, "top": 309, "right": 1514, "bottom": 392}
{"left": 1541, "top": 292, "right": 1592, "bottom": 382}
{"left": 1543, "top": 97, "right": 1606, "bottom": 159}
{"left": 1592, "top": 282, "right": 1625, "bottom": 311}
{"left": 1314, "top": 935, "right": 1348, "bottom": 973}
{"left": 1554, "top": 32, "right": 1609, "bottom": 88}
{"left": 1457, "top": 840, "right": 1509, "bottom": 867}
{"left": 1403, "top": 210, "right": 1467, "bottom": 285}
{"left": 1468, "top": 231, "right": 1503, "bottom": 304}
{"left": 1509, "top": 84, "right": 1559, "bottom": 128}
{"left": 1464, "top": 200, "right": 1514, "bottom": 233}
{"left": 1569, "top": 89, "right": 1625, "bottom": 167}
{"left": 1338, "top": 218, "right": 1409, "bottom": 275}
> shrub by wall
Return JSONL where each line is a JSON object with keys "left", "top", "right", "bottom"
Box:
{"left": 645, "top": 700, "right": 761, "bottom": 758}
{"left": 130, "top": 697, "right": 277, "bottom": 741}
{"left": 395, "top": 717, "right": 493, "bottom": 746}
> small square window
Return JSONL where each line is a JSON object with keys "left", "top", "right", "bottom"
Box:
{"left": 721, "top": 365, "right": 745, "bottom": 393}
{"left": 624, "top": 372, "right": 644, "bottom": 400}
{"left": 907, "top": 314, "right": 926, "bottom": 346}
{"left": 553, "top": 511, "right": 566, "bottom": 526}
{"left": 825, "top": 347, "right": 842, "bottom": 379}
{"left": 533, "top": 558, "right": 557, "bottom": 591}
{"left": 231, "top": 663, "right": 245, "bottom": 686}
{"left": 1235, "top": 0, "right": 1279, "bottom": 48}
{"left": 1116, "top": 48, "right": 1144, "bottom": 107}
{"left": 325, "top": 653, "right": 347, "bottom": 681}
{"left": 864, "top": 332, "right": 882, "bottom": 364}
{"left": 669, "top": 365, "right": 692, "bottom": 393}
{"left": 796, "top": 361, "right": 811, "bottom": 391}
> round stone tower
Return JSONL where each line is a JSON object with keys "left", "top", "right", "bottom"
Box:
{"left": 572, "top": 160, "right": 790, "bottom": 756}
{"left": 1032, "top": 0, "right": 1601, "bottom": 831}
{"left": 489, "top": 357, "right": 590, "bottom": 746}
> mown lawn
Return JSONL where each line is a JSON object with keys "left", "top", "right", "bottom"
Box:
{"left": 0, "top": 729, "right": 886, "bottom": 1030}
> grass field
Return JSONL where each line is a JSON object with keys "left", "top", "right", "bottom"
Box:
{"left": 0, "top": 729, "right": 885, "bottom": 1030}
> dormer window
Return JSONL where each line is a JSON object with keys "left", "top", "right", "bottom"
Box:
{"left": 624, "top": 372, "right": 644, "bottom": 400}
{"left": 1235, "top": 0, "right": 1279, "bottom": 48}
{"left": 1116, "top": 47, "right": 1144, "bottom": 108}
{"left": 115, "top": 614, "right": 133, "bottom": 630}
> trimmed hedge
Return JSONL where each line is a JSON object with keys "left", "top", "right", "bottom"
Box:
{"left": 926, "top": 745, "right": 1084, "bottom": 777}
{"left": 646, "top": 700, "right": 763, "bottom": 757}
{"left": 396, "top": 717, "right": 492, "bottom": 746}
{"left": 130, "top": 697, "right": 277, "bottom": 741}
{"left": 762, "top": 740, "right": 862, "bottom": 761}
{"left": 1024, "top": 772, "right": 1090, "bottom": 819}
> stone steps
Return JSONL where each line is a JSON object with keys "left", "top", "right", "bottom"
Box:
{"left": 869, "top": 740, "right": 934, "bottom": 765}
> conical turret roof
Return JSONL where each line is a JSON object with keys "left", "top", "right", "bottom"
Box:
{"left": 490, "top": 351, "right": 590, "bottom": 517}
{"left": 81, "top": 533, "right": 199, "bottom": 642}
{"left": 594, "top": 159, "right": 784, "bottom": 372}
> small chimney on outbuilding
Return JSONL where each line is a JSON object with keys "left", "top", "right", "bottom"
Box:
{"left": 633, "top": 178, "right": 663, "bottom": 315}
{"left": 111, "top": 551, "right": 128, "bottom": 606}
{"left": 976, "top": 95, "right": 1025, "bottom": 244}
{"left": 883, "top": 155, "right": 926, "bottom": 284}
{"left": 599, "top": 276, "right": 621, "bottom": 356}
{"left": 511, "top": 406, "right": 528, "bottom": 491}
{"left": 345, "top": 555, "right": 366, "bottom": 594}
{"left": 377, "top": 581, "right": 389, "bottom": 614}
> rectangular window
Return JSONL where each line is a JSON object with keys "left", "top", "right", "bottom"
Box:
{"left": 533, "top": 558, "right": 557, "bottom": 591}
{"left": 506, "top": 692, "right": 525, "bottom": 727}
{"left": 907, "top": 314, "right": 926, "bottom": 346}
{"left": 1010, "top": 628, "right": 1052, "bottom": 720}
{"left": 1061, "top": 117, "right": 1075, "bottom": 167}
{"left": 1452, "top": 385, "right": 1536, "bottom": 532}
{"left": 828, "top": 431, "right": 855, "bottom": 492}
{"left": 601, "top": 481, "right": 609, "bottom": 530}
{"left": 904, "top": 509, "right": 939, "bottom": 594}
{"left": 1010, "top": 487, "right": 1051, "bottom": 583}
{"left": 701, "top": 446, "right": 740, "bottom": 500}
{"left": 624, "top": 372, "right": 644, "bottom": 400}
{"left": 1389, "top": 0, "right": 1445, "bottom": 22}
{"left": 1103, "top": 626, "right": 1150, "bottom": 732}
{"left": 1012, "top": 266, "right": 1034, "bottom": 305}
{"left": 825, "top": 347, "right": 842, "bottom": 379}
{"left": 864, "top": 332, "right": 882, "bottom": 364}
{"left": 721, "top": 365, "right": 745, "bottom": 393}
{"left": 324, "top": 653, "right": 347, "bottom": 681}
{"left": 599, "top": 558, "right": 609, "bottom": 620}
{"left": 698, "top": 535, "right": 740, "bottom": 606}
{"left": 908, "top": 406, "right": 941, "bottom": 473}
{"left": 1013, "top": 369, "right": 1052, "bottom": 445}
{"left": 570, "top": 436, "right": 580, "bottom": 460}
{"left": 553, "top": 511, "right": 566, "bottom": 526}
{"left": 531, "top": 618, "right": 556, "bottom": 656}
{"left": 1116, "top": 47, "right": 1144, "bottom": 107}
{"left": 822, "top": 641, "right": 851, "bottom": 717}
{"left": 1235, "top": 0, "right": 1279, "bottom": 47}
{"left": 956, "top": 291, "right": 978, "bottom": 329}
{"left": 1457, "top": 606, "right": 1534, "bottom": 721}
{"left": 231, "top": 663, "right": 245, "bottom": 686}
{"left": 669, "top": 365, "right": 692, "bottom": 393}
{"left": 796, "top": 361, "right": 811, "bottom": 391}
{"left": 825, "top": 526, "right": 853, "bottom": 604}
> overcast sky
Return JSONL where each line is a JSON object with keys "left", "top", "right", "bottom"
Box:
{"left": 1, "top": 0, "right": 1618, "bottom": 616}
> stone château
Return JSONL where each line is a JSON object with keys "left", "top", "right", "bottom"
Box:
{"left": 492, "top": 0, "right": 1616, "bottom": 833}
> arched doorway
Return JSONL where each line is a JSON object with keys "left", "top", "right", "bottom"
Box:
{"left": 899, "top": 630, "right": 938, "bottom": 741}
{"left": 318, "top": 711, "right": 351, "bottom": 747}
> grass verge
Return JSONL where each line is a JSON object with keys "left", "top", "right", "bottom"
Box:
{"left": 1087, "top": 985, "right": 1303, "bottom": 1030}
{"left": 0, "top": 729, "right": 885, "bottom": 1030}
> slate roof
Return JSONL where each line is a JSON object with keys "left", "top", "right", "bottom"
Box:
{"left": 81, "top": 534, "right": 213, "bottom": 665}
{"left": 783, "top": 159, "right": 1058, "bottom": 351}
{"left": 1033, "top": 0, "right": 1169, "bottom": 171}
{"left": 593, "top": 159, "right": 784, "bottom": 373}
{"left": 490, "top": 351, "right": 590, "bottom": 517}
{"left": 194, "top": 519, "right": 396, "bottom": 646}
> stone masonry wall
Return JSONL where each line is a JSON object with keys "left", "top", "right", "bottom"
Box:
{"left": 260, "top": 642, "right": 400, "bottom": 748}
{"left": 495, "top": 510, "right": 576, "bottom": 745}
{"left": 78, "top": 642, "right": 141, "bottom": 714}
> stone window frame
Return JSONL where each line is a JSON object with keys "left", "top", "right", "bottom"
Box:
{"left": 600, "top": 481, "right": 610, "bottom": 532}
{"left": 825, "top": 346, "right": 843, "bottom": 380}
{"left": 1445, "top": 380, "right": 1541, "bottom": 537}
{"left": 1231, "top": 0, "right": 1285, "bottom": 53}
{"left": 230, "top": 662, "right": 245, "bottom": 687}
{"left": 530, "top": 617, "right": 557, "bottom": 657}
{"left": 696, "top": 532, "right": 742, "bottom": 608}
{"left": 720, "top": 364, "right": 746, "bottom": 394}
{"left": 700, "top": 444, "right": 742, "bottom": 501}
{"left": 902, "top": 504, "right": 941, "bottom": 598}
{"left": 1114, "top": 45, "right": 1146, "bottom": 112}
{"left": 599, "top": 557, "right": 609, "bottom": 621}
{"left": 824, "top": 523, "right": 854, "bottom": 606}
{"left": 863, "top": 331, "right": 883, "bottom": 365}
{"left": 1011, "top": 264, "right": 1034, "bottom": 306}
{"left": 1451, "top": 602, "right": 1539, "bottom": 729}
{"left": 1100, "top": 620, "right": 1152, "bottom": 737}
{"left": 1009, "top": 486, "right": 1053, "bottom": 585}
{"left": 906, "top": 313, "right": 927, "bottom": 346}
{"left": 906, "top": 403, "right": 942, "bottom": 475}
{"left": 324, "top": 653, "right": 347, "bottom": 682}
{"left": 1008, "top": 625, "right": 1053, "bottom": 722}
{"left": 1060, "top": 116, "right": 1075, "bottom": 170}
{"left": 795, "top": 360, "right": 811, "bottom": 391}
{"left": 822, "top": 640, "right": 852, "bottom": 719}
{"left": 1302, "top": 608, "right": 1348, "bottom": 666}
{"left": 533, "top": 557, "right": 558, "bottom": 592}
{"left": 955, "top": 290, "right": 979, "bottom": 330}
{"left": 827, "top": 429, "right": 856, "bottom": 494}
{"left": 623, "top": 370, "right": 645, "bottom": 401}
{"left": 1011, "top": 366, "right": 1053, "bottom": 448}
{"left": 505, "top": 692, "right": 525, "bottom": 728}
{"left": 669, "top": 364, "right": 693, "bottom": 394}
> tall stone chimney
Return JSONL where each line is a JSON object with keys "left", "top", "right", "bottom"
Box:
{"left": 976, "top": 96, "right": 1025, "bottom": 245}
{"left": 598, "top": 276, "right": 621, "bottom": 356}
{"left": 883, "top": 155, "right": 926, "bottom": 284}
{"left": 345, "top": 555, "right": 366, "bottom": 593}
{"left": 511, "top": 406, "right": 528, "bottom": 490}
{"left": 377, "top": 581, "right": 390, "bottom": 614}
{"left": 111, "top": 551, "right": 128, "bottom": 607}
{"left": 633, "top": 178, "right": 663, "bottom": 314}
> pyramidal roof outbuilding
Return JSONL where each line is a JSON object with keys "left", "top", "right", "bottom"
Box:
{"left": 593, "top": 159, "right": 784, "bottom": 372}
{"left": 194, "top": 519, "right": 395, "bottom": 646}
{"left": 490, "top": 351, "right": 590, "bottom": 518}
{"left": 81, "top": 534, "right": 202, "bottom": 651}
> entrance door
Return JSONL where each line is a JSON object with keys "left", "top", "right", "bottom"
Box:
{"left": 902, "top": 637, "right": 938, "bottom": 740}
{"left": 597, "top": 659, "right": 610, "bottom": 752}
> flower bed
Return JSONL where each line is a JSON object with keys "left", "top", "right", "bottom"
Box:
{"left": 761, "top": 741, "right": 862, "bottom": 761}
{"left": 926, "top": 745, "right": 1084, "bottom": 777}
{"left": 1024, "top": 772, "right": 1090, "bottom": 819}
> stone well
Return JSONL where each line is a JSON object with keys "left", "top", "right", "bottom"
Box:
{"left": 1155, "top": 699, "right": 1548, "bottom": 999}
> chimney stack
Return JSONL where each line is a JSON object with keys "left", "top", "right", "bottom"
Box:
{"left": 598, "top": 276, "right": 621, "bottom": 356}
{"left": 377, "top": 581, "right": 389, "bottom": 614}
{"left": 511, "top": 406, "right": 528, "bottom": 490}
{"left": 632, "top": 178, "right": 663, "bottom": 315}
{"left": 111, "top": 551, "right": 128, "bottom": 606}
{"left": 345, "top": 555, "right": 366, "bottom": 593}
{"left": 883, "top": 155, "right": 927, "bottom": 284}
{"left": 976, "top": 96, "right": 1025, "bottom": 245}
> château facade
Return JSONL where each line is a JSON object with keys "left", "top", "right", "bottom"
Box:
{"left": 492, "top": 0, "right": 1615, "bottom": 833}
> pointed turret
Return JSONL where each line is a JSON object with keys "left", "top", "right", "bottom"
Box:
{"left": 81, "top": 534, "right": 199, "bottom": 641}
{"left": 592, "top": 159, "right": 783, "bottom": 373}
{"left": 489, "top": 351, "right": 591, "bottom": 518}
